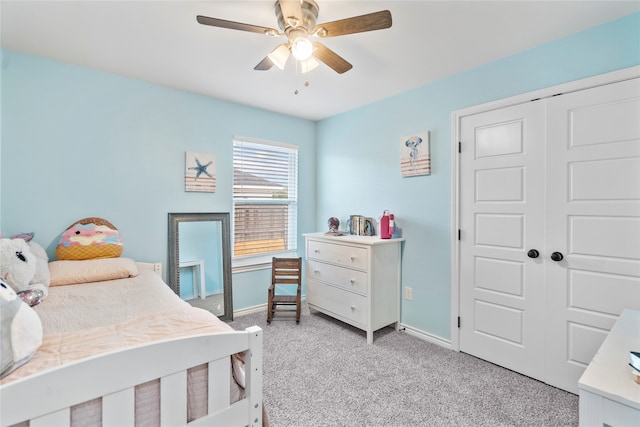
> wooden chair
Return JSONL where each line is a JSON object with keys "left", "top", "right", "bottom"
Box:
{"left": 267, "top": 257, "right": 302, "bottom": 324}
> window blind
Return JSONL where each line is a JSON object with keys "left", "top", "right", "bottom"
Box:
{"left": 233, "top": 138, "right": 298, "bottom": 260}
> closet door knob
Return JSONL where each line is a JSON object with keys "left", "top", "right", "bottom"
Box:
{"left": 551, "top": 252, "right": 564, "bottom": 262}
{"left": 527, "top": 249, "right": 540, "bottom": 259}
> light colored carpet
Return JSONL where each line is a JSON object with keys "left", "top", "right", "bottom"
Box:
{"left": 229, "top": 303, "right": 578, "bottom": 427}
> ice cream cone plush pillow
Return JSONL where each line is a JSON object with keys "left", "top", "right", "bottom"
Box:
{"left": 56, "top": 217, "right": 123, "bottom": 260}
{"left": 0, "top": 278, "right": 43, "bottom": 378}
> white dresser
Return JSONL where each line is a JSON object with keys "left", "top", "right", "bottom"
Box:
{"left": 578, "top": 309, "right": 640, "bottom": 427}
{"left": 304, "top": 232, "right": 405, "bottom": 344}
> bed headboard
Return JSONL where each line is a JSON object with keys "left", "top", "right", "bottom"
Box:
{"left": 136, "top": 262, "right": 163, "bottom": 279}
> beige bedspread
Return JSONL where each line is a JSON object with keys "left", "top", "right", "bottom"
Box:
{"left": 35, "top": 269, "right": 203, "bottom": 334}
{"left": 1, "top": 269, "right": 246, "bottom": 425}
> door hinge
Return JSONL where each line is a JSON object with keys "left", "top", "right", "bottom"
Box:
{"left": 458, "top": 141, "right": 461, "bottom": 153}
{"left": 458, "top": 229, "right": 461, "bottom": 240}
{"left": 458, "top": 316, "right": 461, "bottom": 328}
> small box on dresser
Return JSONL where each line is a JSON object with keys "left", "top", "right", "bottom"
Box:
{"left": 304, "top": 232, "right": 405, "bottom": 344}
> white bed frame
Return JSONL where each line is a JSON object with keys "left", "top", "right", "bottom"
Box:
{"left": 0, "top": 263, "right": 263, "bottom": 427}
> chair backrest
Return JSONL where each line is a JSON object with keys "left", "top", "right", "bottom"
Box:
{"left": 271, "top": 257, "right": 302, "bottom": 288}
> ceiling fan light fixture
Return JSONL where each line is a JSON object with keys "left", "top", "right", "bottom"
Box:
{"left": 291, "top": 37, "right": 313, "bottom": 60}
{"left": 268, "top": 44, "right": 290, "bottom": 70}
{"left": 301, "top": 57, "right": 319, "bottom": 73}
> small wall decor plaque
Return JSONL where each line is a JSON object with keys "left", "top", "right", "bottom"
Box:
{"left": 185, "top": 151, "right": 216, "bottom": 192}
{"left": 401, "top": 131, "right": 431, "bottom": 177}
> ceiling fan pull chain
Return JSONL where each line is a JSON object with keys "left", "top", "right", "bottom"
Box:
{"left": 295, "top": 59, "right": 300, "bottom": 94}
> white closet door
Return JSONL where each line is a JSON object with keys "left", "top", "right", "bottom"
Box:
{"left": 459, "top": 76, "right": 640, "bottom": 394}
{"left": 459, "top": 102, "right": 546, "bottom": 380}
{"left": 544, "top": 77, "right": 640, "bottom": 393}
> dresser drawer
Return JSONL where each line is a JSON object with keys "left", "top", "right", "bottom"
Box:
{"left": 307, "top": 260, "right": 368, "bottom": 295}
{"left": 307, "top": 239, "right": 368, "bottom": 270}
{"left": 307, "top": 280, "right": 368, "bottom": 326}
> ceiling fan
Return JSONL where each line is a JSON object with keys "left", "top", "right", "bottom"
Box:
{"left": 197, "top": 0, "right": 392, "bottom": 74}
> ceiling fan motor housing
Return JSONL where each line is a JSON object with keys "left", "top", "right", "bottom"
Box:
{"left": 276, "top": 0, "right": 319, "bottom": 33}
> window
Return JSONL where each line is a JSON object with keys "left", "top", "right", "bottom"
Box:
{"left": 232, "top": 137, "right": 298, "bottom": 269}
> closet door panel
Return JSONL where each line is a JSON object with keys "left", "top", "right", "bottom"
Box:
{"left": 459, "top": 102, "right": 546, "bottom": 380}
{"left": 570, "top": 157, "right": 640, "bottom": 201}
{"left": 569, "top": 270, "right": 640, "bottom": 316}
{"left": 545, "top": 77, "right": 640, "bottom": 393}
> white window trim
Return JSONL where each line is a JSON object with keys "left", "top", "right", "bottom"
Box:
{"left": 233, "top": 135, "right": 298, "bottom": 151}
{"left": 232, "top": 250, "right": 299, "bottom": 273}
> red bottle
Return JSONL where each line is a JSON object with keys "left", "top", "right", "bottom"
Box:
{"left": 380, "top": 211, "right": 391, "bottom": 239}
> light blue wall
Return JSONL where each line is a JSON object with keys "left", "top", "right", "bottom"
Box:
{"left": 1, "top": 13, "right": 638, "bottom": 330}
{"left": 0, "top": 51, "right": 317, "bottom": 311}
{"left": 316, "top": 12, "right": 640, "bottom": 339}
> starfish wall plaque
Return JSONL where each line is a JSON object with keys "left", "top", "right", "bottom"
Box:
{"left": 185, "top": 151, "right": 216, "bottom": 192}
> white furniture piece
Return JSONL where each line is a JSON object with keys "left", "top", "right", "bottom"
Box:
{"left": 578, "top": 308, "right": 640, "bottom": 427}
{"left": 0, "top": 262, "right": 263, "bottom": 427}
{"left": 304, "top": 232, "right": 405, "bottom": 344}
{"left": 180, "top": 259, "right": 206, "bottom": 299}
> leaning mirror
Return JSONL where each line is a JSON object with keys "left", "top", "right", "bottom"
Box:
{"left": 168, "top": 212, "right": 233, "bottom": 321}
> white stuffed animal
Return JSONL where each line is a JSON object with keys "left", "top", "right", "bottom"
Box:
{"left": 0, "top": 278, "right": 43, "bottom": 378}
{"left": 0, "top": 238, "right": 50, "bottom": 299}
{"left": 25, "top": 240, "right": 51, "bottom": 297}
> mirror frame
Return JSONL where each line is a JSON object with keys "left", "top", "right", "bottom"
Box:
{"left": 168, "top": 212, "right": 233, "bottom": 321}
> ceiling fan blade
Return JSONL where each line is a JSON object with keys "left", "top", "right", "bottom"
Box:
{"left": 312, "top": 42, "right": 352, "bottom": 74}
{"left": 278, "top": 0, "right": 303, "bottom": 27}
{"left": 313, "top": 10, "right": 392, "bottom": 38}
{"left": 254, "top": 56, "right": 274, "bottom": 71}
{"left": 197, "top": 15, "right": 281, "bottom": 36}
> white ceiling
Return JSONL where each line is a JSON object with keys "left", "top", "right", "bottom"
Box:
{"left": 2, "top": 1, "right": 639, "bottom": 121}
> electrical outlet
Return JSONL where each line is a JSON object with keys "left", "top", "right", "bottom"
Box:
{"left": 404, "top": 286, "right": 413, "bottom": 301}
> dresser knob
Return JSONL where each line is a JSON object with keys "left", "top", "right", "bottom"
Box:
{"left": 350, "top": 256, "right": 356, "bottom": 261}
{"left": 350, "top": 279, "right": 355, "bottom": 284}
{"left": 314, "top": 269, "right": 320, "bottom": 274}
{"left": 350, "top": 305, "right": 356, "bottom": 311}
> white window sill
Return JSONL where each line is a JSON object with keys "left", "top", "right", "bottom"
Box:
{"left": 232, "top": 250, "right": 298, "bottom": 273}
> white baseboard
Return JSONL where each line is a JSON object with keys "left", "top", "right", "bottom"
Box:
{"left": 234, "top": 297, "right": 309, "bottom": 318}
{"left": 400, "top": 323, "right": 453, "bottom": 351}
{"left": 232, "top": 307, "right": 455, "bottom": 353}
